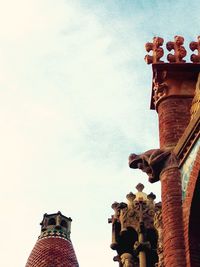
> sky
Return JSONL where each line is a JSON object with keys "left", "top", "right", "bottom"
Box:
{"left": 0, "top": 0, "right": 199, "bottom": 266}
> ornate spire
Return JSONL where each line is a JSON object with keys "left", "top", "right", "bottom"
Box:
{"left": 109, "top": 184, "right": 160, "bottom": 267}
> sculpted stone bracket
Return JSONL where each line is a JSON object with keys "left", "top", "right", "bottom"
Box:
{"left": 145, "top": 36, "right": 200, "bottom": 64}
{"left": 129, "top": 149, "right": 178, "bottom": 183}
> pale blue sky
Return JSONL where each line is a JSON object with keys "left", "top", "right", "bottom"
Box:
{"left": 0, "top": 1, "right": 199, "bottom": 266}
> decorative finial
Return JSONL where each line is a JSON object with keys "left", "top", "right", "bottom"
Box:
{"left": 136, "top": 183, "right": 144, "bottom": 192}
{"left": 126, "top": 192, "right": 136, "bottom": 202}
{"left": 147, "top": 192, "right": 156, "bottom": 201}
{"left": 190, "top": 36, "right": 200, "bottom": 63}
{"left": 145, "top": 37, "right": 164, "bottom": 64}
{"left": 111, "top": 202, "right": 119, "bottom": 211}
{"left": 166, "top": 35, "right": 187, "bottom": 63}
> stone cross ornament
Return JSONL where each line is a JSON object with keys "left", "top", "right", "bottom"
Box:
{"left": 166, "top": 35, "right": 187, "bottom": 63}
{"left": 144, "top": 37, "right": 164, "bottom": 64}
{"left": 145, "top": 35, "right": 200, "bottom": 64}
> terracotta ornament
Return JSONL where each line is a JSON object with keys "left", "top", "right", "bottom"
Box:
{"left": 166, "top": 35, "right": 187, "bottom": 63}
{"left": 145, "top": 37, "right": 164, "bottom": 64}
{"left": 190, "top": 36, "right": 200, "bottom": 63}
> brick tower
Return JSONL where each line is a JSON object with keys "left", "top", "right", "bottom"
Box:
{"left": 128, "top": 36, "right": 200, "bottom": 267}
{"left": 26, "top": 211, "right": 79, "bottom": 267}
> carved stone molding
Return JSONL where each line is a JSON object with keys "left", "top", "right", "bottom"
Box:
{"left": 152, "top": 69, "right": 169, "bottom": 107}
{"left": 129, "top": 149, "right": 178, "bottom": 183}
{"left": 149, "top": 63, "right": 198, "bottom": 111}
{"left": 174, "top": 108, "right": 200, "bottom": 167}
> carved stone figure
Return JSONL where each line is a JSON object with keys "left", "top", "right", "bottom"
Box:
{"left": 119, "top": 203, "right": 128, "bottom": 232}
{"left": 166, "top": 35, "right": 186, "bottom": 63}
{"left": 129, "top": 149, "right": 173, "bottom": 183}
{"left": 151, "top": 69, "right": 169, "bottom": 108}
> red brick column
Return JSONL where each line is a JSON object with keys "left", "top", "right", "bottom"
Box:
{"left": 151, "top": 64, "right": 197, "bottom": 150}
{"left": 161, "top": 166, "right": 186, "bottom": 267}
{"left": 158, "top": 97, "right": 193, "bottom": 149}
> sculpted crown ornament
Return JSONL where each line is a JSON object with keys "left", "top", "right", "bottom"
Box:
{"left": 145, "top": 35, "right": 200, "bottom": 64}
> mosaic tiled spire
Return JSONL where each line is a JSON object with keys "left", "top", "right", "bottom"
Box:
{"left": 26, "top": 211, "right": 79, "bottom": 267}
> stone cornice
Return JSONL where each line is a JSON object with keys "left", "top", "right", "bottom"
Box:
{"left": 174, "top": 108, "right": 200, "bottom": 167}
{"left": 150, "top": 63, "right": 199, "bottom": 110}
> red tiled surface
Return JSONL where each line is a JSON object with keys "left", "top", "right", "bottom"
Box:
{"left": 26, "top": 237, "right": 79, "bottom": 267}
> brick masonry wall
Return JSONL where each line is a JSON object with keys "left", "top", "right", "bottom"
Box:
{"left": 183, "top": 148, "right": 200, "bottom": 267}
{"left": 161, "top": 167, "right": 186, "bottom": 267}
{"left": 158, "top": 97, "right": 193, "bottom": 149}
{"left": 26, "top": 237, "right": 79, "bottom": 267}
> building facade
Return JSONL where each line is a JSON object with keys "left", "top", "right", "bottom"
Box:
{"left": 109, "top": 36, "right": 200, "bottom": 267}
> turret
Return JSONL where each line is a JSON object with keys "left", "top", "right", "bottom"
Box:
{"left": 26, "top": 211, "right": 79, "bottom": 267}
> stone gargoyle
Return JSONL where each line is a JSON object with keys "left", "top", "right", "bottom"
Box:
{"left": 129, "top": 149, "right": 173, "bottom": 183}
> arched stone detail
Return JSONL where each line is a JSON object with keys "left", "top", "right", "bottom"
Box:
{"left": 183, "top": 148, "right": 200, "bottom": 267}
